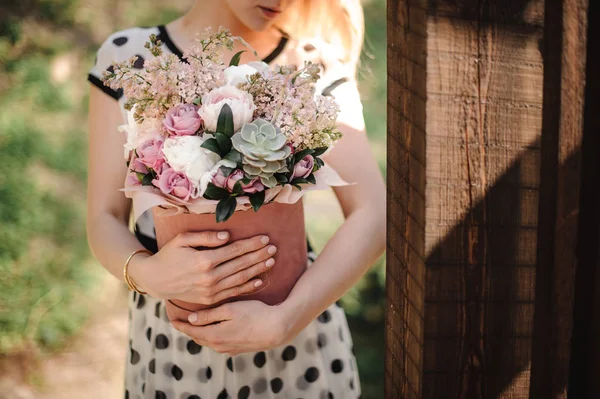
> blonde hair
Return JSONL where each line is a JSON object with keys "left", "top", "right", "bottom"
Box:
{"left": 278, "top": 0, "right": 365, "bottom": 78}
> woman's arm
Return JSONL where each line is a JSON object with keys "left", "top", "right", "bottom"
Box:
{"left": 86, "top": 84, "right": 154, "bottom": 281}
{"left": 279, "top": 116, "right": 386, "bottom": 337}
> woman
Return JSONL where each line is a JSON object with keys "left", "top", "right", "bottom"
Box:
{"left": 86, "top": 0, "right": 386, "bottom": 398}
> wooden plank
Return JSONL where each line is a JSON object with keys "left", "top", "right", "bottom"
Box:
{"left": 423, "top": 1, "right": 543, "bottom": 397}
{"left": 566, "top": 1, "right": 600, "bottom": 396}
{"left": 386, "top": 0, "right": 428, "bottom": 398}
{"left": 528, "top": 1, "right": 589, "bottom": 397}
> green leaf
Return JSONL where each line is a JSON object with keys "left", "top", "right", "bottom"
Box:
{"left": 249, "top": 190, "right": 265, "bottom": 212}
{"left": 224, "top": 149, "right": 243, "bottom": 166}
{"left": 314, "top": 157, "right": 324, "bottom": 168}
{"left": 231, "top": 180, "right": 244, "bottom": 196}
{"left": 274, "top": 173, "right": 289, "bottom": 184}
{"left": 290, "top": 183, "right": 302, "bottom": 190}
{"left": 193, "top": 97, "right": 201, "bottom": 106}
{"left": 200, "top": 137, "right": 222, "bottom": 155}
{"left": 221, "top": 166, "right": 235, "bottom": 177}
{"left": 141, "top": 173, "right": 154, "bottom": 186}
{"left": 203, "top": 183, "right": 230, "bottom": 200}
{"left": 229, "top": 50, "right": 246, "bottom": 67}
{"left": 293, "top": 148, "right": 315, "bottom": 165}
{"left": 215, "top": 132, "right": 232, "bottom": 154}
{"left": 216, "top": 103, "right": 234, "bottom": 137}
{"left": 291, "top": 177, "right": 309, "bottom": 185}
{"left": 311, "top": 147, "right": 328, "bottom": 157}
{"left": 216, "top": 196, "right": 237, "bottom": 223}
{"left": 306, "top": 174, "right": 316, "bottom": 184}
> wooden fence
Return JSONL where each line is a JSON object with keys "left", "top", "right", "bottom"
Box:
{"left": 385, "top": 0, "right": 599, "bottom": 397}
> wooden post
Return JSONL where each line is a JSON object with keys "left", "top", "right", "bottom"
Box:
{"left": 529, "top": 0, "right": 589, "bottom": 398}
{"left": 566, "top": 1, "right": 600, "bottom": 395}
{"left": 385, "top": 0, "right": 427, "bottom": 398}
{"left": 422, "top": 1, "right": 544, "bottom": 397}
{"left": 387, "top": 0, "right": 598, "bottom": 397}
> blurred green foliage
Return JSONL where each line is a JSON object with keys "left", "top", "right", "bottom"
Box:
{"left": 0, "top": 15, "right": 94, "bottom": 353}
{"left": 0, "top": 0, "right": 386, "bottom": 396}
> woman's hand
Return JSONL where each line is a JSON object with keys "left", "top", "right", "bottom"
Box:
{"left": 169, "top": 300, "right": 294, "bottom": 356}
{"left": 127, "top": 231, "right": 277, "bottom": 305}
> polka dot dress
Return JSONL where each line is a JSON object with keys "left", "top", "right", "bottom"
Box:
{"left": 88, "top": 25, "right": 366, "bottom": 399}
{"left": 124, "top": 249, "right": 361, "bottom": 399}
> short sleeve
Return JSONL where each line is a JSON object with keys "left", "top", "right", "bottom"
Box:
{"left": 300, "top": 38, "right": 365, "bottom": 131}
{"left": 87, "top": 33, "right": 123, "bottom": 100}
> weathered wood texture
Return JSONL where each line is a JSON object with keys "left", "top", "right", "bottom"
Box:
{"left": 423, "top": 1, "right": 543, "bottom": 398}
{"left": 387, "top": 0, "right": 596, "bottom": 398}
{"left": 530, "top": 0, "right": 594, "bottom": 397}
{"left": 528, "top": 1, "right": 589, "bottom": 398}
{"left": 566, "top": 1, "right": 600, "bottom": 397}
{"left": 385, "top": 0, "right": 428, "bottom": 398}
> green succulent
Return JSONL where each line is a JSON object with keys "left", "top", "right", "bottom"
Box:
{"left": 231, "top": 118, "right": 291, "bottom": 188}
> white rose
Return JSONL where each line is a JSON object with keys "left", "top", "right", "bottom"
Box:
{"left": 161, "top": 135, "right": 221, "bottom": 197}
{"left": 198, "top": 85, "right": 256, "bottom": 133}
{"left": 223, "top": 61, "right": 270, "bottom": 86}
{"left": 119, "top": 106, "right": 164, "bottom": 159}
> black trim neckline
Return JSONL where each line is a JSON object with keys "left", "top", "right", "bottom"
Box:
{"left": 156, "top": 24, "right": 288, "bottom": 64}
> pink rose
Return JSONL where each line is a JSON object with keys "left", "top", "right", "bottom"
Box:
{"left": 291, "top": 154, "right": 314, "bottom": 180}
{"left": 163, "top": 104, "right": 202, "bottom": 136}
{"left": 130, "top": 157, "right": 148, "bottom": 174}
{"left": 126, "top": 172, "right": 141, "bottom": 186}
{"left": 152, "top": 166, "right": 192, "bottom": 201}
{"left": 226, "top": 169, "right": 265, "bottom": 194}
{"left": 137, "top": 139, "right": 165, "bottom": 170}
{"left": 211, "top": 167, "right": 229, "bottom": 188}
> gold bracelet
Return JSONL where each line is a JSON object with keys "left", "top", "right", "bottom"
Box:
{"left": 124, "top": 249, "right": 152, "bottom": 295}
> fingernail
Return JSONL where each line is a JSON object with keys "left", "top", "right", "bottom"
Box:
{"left": 188, "top": 313, "right": 198, "bottom": 323}
{"left": 254, "top": 280, "right": 263, "bottom": 288}
{"left": 217, "top": 231, "right": 228, "bottom": 240}
{"left": 261, "top": 235, "right": 269, "bottom": 244}
{"left": 268, "top": 245, "right": 277, "bottom": 255}
{"left": 265, "top": 258, "right": 275, "bottom": 267}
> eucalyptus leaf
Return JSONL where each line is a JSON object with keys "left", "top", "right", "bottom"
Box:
{"left": 216, "top": 196, "right": 237, "bottom": 223}
{"left": 215, "top": 132, "right": 232, "bottom": 154}
{"left": 216, "top": 103, "right": 234, "bottom": 137}
{"left": 200, "top": 137, "right": 222, "bottom": 155}
{"left": 229, "top": 50, "right": 246, "bottom": 67}
{"left": 249, "top": 190, "right": 265, "bottom": 212}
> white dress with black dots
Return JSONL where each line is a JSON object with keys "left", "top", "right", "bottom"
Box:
{"left": 89, "top": 25, "right": 364, "bottom": 399}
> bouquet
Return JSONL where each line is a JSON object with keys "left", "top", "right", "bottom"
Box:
{"left": 101, "top": 27, "right": 351, "bottom": 224}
